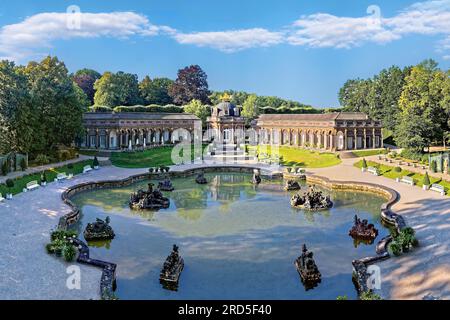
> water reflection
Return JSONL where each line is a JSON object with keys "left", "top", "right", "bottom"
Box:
{"left": 71, "top": 172, "right": 388, "bottom": 300}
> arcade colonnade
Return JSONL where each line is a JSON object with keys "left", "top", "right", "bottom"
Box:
{"left": 255, "top": 113, "right": 383, "bottom": 151}
{"left": 81, "top": 112, "right": 201, "bottom": 150}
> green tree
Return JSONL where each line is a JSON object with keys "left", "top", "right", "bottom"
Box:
{"left": 0, "top": 60, "right": 34, "bottom": 154}
{"left": 241, "top": 94, "right": 259, "bottom": 121}
{"left": 94, "top": 71, "right": 141, "bottom": 107}
{"left": 396, "top": 60, "right": 447, "bottom": 150}
{"left": 25, "top": 56, "right": 88, "bottom": 154}
{"left": 183, "top": 99, "right": 210, "bottom": 124}
{"left": 338, "top": 78, "right": 372, "bottom": 113}
{"left": 139, "top": 76, "right": 174, "bottom": 105}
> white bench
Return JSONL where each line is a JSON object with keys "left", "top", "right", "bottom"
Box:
{"left": 430, "top": 184, "right": 446, "bottom": 196}
{"left": 82, "top": 165, "right": 92, "bottom": 174}
{"left": 0, "top": 193, "right": 4, "bottom": 202}
{"left": 56, "top": 172, "right": 68, "bottom": 181}
{"left": 400, "top": 176, "right": 415, "bottom": 186}
{"left": 367, "top": 166, "right": 380, "bottom": 176}
{"left": 26, "top": 180, "right": 40, "bottom": 191}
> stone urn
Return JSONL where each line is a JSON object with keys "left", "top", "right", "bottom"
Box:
{"left": 361, "top": 167, "right": 367, "bottom": 173}
{"left": 423, "top": 184, "right": 430, "bottom": 190}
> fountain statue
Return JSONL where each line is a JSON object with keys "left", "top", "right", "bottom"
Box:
{"left": 158, "top": 178, "right": 174, "bottom": 191}
{"left": 83, "top": 216, "right": 115, "bottom": 241}
{"left": 195, "top": 172, "right": 208, "bottom": 184}
{"left": 284, "top": 180, "right": 301, "bottom": 191}
{"left": 290, "top": 186, "right": 333, "bottom": 211}
{"left": 160, "top": 244, "right": 184, "bottom": 291}
{"left": 295, "top": 244, "right": 321, "bottom": 289}
{"left": 129, "top": 183, "right": 170, "bottom": 210}
{"left": 349, "top": 215, "right": 378, "bottom": 243}
{"left": 252, "top": 169, "right": 261, "bottom": 185}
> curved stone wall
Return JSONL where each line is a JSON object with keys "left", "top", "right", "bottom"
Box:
{"left": 59, "top": 166, "right": 410, "bottom": 299}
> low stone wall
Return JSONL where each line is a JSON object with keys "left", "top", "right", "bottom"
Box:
{"left": 304, "top": 174, "right": 410, "bottom": 297}
{"left": 59, "top": 166, "right": 410, "bottom": 300}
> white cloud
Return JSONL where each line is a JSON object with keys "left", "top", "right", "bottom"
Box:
{"left": 2, "top": 1, "right": 450, "bottom": 60}
{"left": 0, "top": 11, "right": 166, "bottom": 61}
{"left": 172, "top": 28, "right": 284, "bottom": 52}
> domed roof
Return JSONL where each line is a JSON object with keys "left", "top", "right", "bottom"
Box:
{"left": 216, "top": 101, "right": 237, "bottom": 117}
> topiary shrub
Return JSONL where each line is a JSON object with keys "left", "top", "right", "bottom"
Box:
{"left": 423, "top": 172, "right": 431, "bottom": 186}
{"left": 93, "top": 156, "right": 99, "bottom": 168}
{"left": 149, "top": 168, "right": 154, "bottom": 173}
{"left": 361, "top": 158, "right": 368, "bottom": 169}
{"left": 394, "top": 166, "right": 402, "bottom": 173}
{"left": 67, "top": 163, "right": 74, "bottom": 170}
{"left": 41, "top": 171, "right": 47, "bottom": 183}
{"left": 5, "top": 178, "right": 14, "bottom": 194}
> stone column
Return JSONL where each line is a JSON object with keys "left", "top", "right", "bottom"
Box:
{"left": 372, "top": 128, "right": 376, "bottom": 149}
{"left": 344, "top": 129, "right": 348, "bottom": 150}
{"left": 363, "top": 128, "right": 367, "bottom": 149}
{"left": 96, "top": 129, "right": 99, "bottom": 149}
{"left": 354, "top": 128, "right": 357, "bottom": 150}
{"left": 106, "top": 130, "right": 110, "bottom": 150}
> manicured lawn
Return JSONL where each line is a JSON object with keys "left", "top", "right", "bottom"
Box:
{"left": 354, "top": 160, "right": 450, "bottom": 195}
{"left": 111, "top": 145, "right": 206, "bottom": 168}
{"left": 251, "top": 145, "right": 341, "bottom": 168}
{"left": 352, "top": 149, "right": 388, "bottom": 158}
{"left": 0, "top": 160, "right": 94, "bottom": 195}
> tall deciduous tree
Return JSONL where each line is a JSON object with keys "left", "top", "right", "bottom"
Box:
{"left": 241, "top": 94, "right": 259, "bottom": 121}
{"left": 94, "top": 71, "right": 141, "bottom": 107}
{"left": 396, "top": 60, "right": 447, "bottom": 150}
{"left": 73, "top": 69, "right": 101, "bottom": 105}
{"left": 139, "top": 76, "right": 174, "bottom": 105}
{"left": 0, "top": 61, "right": 34, "bottom": 154}
{"left": 338, "top": 78, "right": 372, "bottom": 114}
{"left": 25, "top": 56, "right": 88, "bottom": 154}
{"left": 169, "top": 65, "right": 210, "bottom": 105}
{"left": 183, "top": 99, "right": 210, "bottom": 124}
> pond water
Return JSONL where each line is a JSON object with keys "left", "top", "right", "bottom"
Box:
{"left": 71, "top": 172, "right": 388, "bottom": 300}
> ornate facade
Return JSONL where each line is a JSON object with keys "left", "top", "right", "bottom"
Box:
{"left": 81, "top": 112, "right": 201, "bottom": 150}
{"left": 206, "top": 96, "right": 245, "bottom": 144}
{"left": 255, "top": 112, "right": 382, "bottom": 151}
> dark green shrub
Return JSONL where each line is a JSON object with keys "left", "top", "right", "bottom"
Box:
{"left": 397, "top": 227, "right": 418, "bottom": 251}
{"left": 67, "top": 163, "right": 74, "bottom": 170}
{"left": 360, "top": 291, "right": 382, "bottom": 300}
{"left": 35, "top": 154, "right": 50, "bottom": 166}
{"left": 394, "top": 166, "right": 402, "bottom": 173}
{"left": 62, "top": 244, "right": 76, "bottom": 262}
{"left": 423, "top": 172, "right": 431, "bottom": 186}
{"left": 149, "top": 168, "right": 154, "bottom": 173}
{"left": 5, "top": 178, "right": 14, "bottom": 192}
{"left": 431, "top": 160, "right": 437, "bottom": 173}
{"left": 93, "top": 156, "right": 99, "bottom": 167}
{"left": 389, "top": 241, "right": 402, "bottom": 256}
{"left": 362, "top": 158, "right": 368, "bottom": 169}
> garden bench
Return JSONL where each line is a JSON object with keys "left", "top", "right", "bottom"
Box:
{"left": 56, "top": 172, "right": 68, "bottom": 181}
{"left": 430, "top": 184, "right": 446, "bottom": 196}
{"left": 26, "top": 180, "right": 40, "bottom": 191}
{"left": 400, "top": 176, "right": 415, "bottom": 186}
{"left": 0, "top": 193, "right": 4, "bottom": 202}
{"left": 82, "top": 165, "right": 92, "bottom": 173}
{"left": 367, "top": 166, "right": 380, "bottom": 176}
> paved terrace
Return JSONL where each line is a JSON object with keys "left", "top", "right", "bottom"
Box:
{"left": 0, "top": 158, "right": 449, "bottom": 299}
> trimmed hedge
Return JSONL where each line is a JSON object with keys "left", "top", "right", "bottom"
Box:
{"left": 112, "top": 104, "right": 184, "bottom": 113}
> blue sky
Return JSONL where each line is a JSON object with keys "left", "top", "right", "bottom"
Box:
{"left": 1, "top": 0, "right": 450, "bottom": 107}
